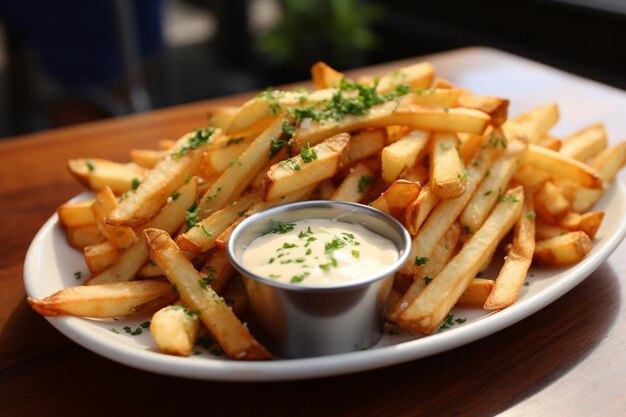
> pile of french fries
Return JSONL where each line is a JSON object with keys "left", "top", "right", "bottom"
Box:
{"left": 28, "top": 60, "right": 626, "bottom": 359}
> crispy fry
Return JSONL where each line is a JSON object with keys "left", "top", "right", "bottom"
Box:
{"left": 509, "top": 102, "right": 559, "bottom": 143}
{"left": 346, "top": 129, "right": 386, "bottom": 163}
{"left": 198, "top": 117, "right": 287, "bottom": 217}
{"left": 130, "top": 149, "right": 166, "bottom": 168}
{"left": 67, "top": 225, "right": 105, "bottom": 250}
{"left": 107, "top": 129, "right": 218, "bottom": 227}
{"left": 144, "top": 228, "right": 271, "bottom": 360}
{"left": 177, "top": 193, "right": 258, "bottom": 253}
{"left": 199, "top": 250, "right": 235, "bottom": 294}
{"left": 457, "top": 92, "right": 509, "bottom": 126}
{"left": 92, "top": 186, "right": 137, "bottom": 252}
{"left": 68, "top": 158, "right": 148, "bottom": 194}
{"left": 311, "top": 61, "right": 344, "bottom": 89}
{"left": 461, "top": 139, "right": 527, "bottom": 232}
{"left": 534, "top": 231, "right": 592, "bottom": 266}
{"left": 262, "top": 133, "right": 350, "bottom": 201}
{"left": 398, "top": 186, "right": 524, "bottom": 334}
{"left": 28, "top": 280, "right": 176, "bottom": 318}
{"left": 390, "top": 223, "right": 461, "bottom": 322}
{"left": 522, "top": 144, "right": 602, "bottom": 189}
{"left": 404, "top": 183, "right": 439, "bottom": 236}
{"left": 376, "top": 62, "right": 434, "bottom": 94}
{"left": 559, "top": 124, "right": 607, "bottom": 161}
{"left": 84, "top": 241, "right": 119, "bottom": 274}
{"left": 559, "top": 211, "right": 604, "bottom": 239}
{"left": 370, "top": 180, "right": 421, "bottom": 220}
{"left": 457, "top": 278, "right": 495, "bottom": 307}
{"left": 292, "top": 101, "right": 491, "bottom": 149}
{"left": 150, "top": 305, "right": 200, "bottom": 357}
{"left": 401, "top": 132, "right": 504, "bottom": 276}
{"left": 86, "top": 178, "right": 197, "bottom": 285}
{"left": 535, "top": 181, "right": 570, "bottom": 224}
{"left": 57, "top": 199, "right": 96, "bottom": 228}
{"left": 381, "top": 130, "right": 429, "bottom": 183}
{"left": 589, "top": 141, "right": 626, "bottom": 183}
{"left": 330, "top": 162, "right": 376, "bottom": 203}
{"left": 484, "top": 196, "right": 535, "bottom": 310}
{"left": 537, "top": 136, "right": 561, "bottom": 151}
{"left": 430, "top": 132, "right": 466, "bottom": 199}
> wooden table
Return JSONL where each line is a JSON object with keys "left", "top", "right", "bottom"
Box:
{"left": 1, "top": 58, "right": 624, "bottom": 417}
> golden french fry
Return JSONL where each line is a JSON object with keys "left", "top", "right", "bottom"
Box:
{"left": 199, "top": 249, "right": 235, "bottom": 294}
{"left": 535, "top": 221, "right": 568, "bottom": 241}
{"left": 460, "top": 139, "right": 527, "bottom": 232}
{"left": 534, "top": 231, "right": 592, "bottom": 266}
{"left": 370, "top": 180, "right": 421, "bottom": 220}
{"left": 404, "top": 183, "right": 439, "bottom": 236}
{"left": 376, "top": 62, "right": 434, "bottom": 94}
{"left": 571, "top": 187, "right": 604, "bottom": 213}
{"left": 292, "top": 101, "right": 491, "bottom": 149}
{"left": 84, "top": 241, "right": 119, "bottom": 274}
{"left": 92, "top": 186, "right": 137, "bottom": 252}
{"left": 68, "top": 158, "right": 148, "bottom": 194}
{"left": 330, "top": 162, "right": 376, "bottom": 203}
{"left": 208, "top": 106, "right": 238, "bottom": 130}
{"left": 346, "top": 129, "right": 386, "bottom": 163}
{"left": 381, "top": 130, "right": 429, "bottom": 183}
{"left": 57, "top": 199, "right": 96, "bottom": 228}
{"left": 198, "top": 117, "right": 287, "bottom": 217}
{"left": 457, "top": 92, "right": 509, "bottom": 126}
{"left": 512, "top": 164, "right": 550, "bottom": 191}
{"left": 559, "top": 211, "right": 604, "bottom": 239}
{"left": 214, "top": 185, "right": 317, "bottom": 250}
{"left": 144, "top": 228, "right": 271, "bottom": 360}
{"left": 176, "top": 193, "right": 258, "bottom": 253}
{"left": 559, "top": 124, "right": 607, "bottom": 161}
{"left": 107, "top": 128, "right": 218, "bottom": 227}
{"left": 456, "top": 278, "right": 496, "bottom": 307}
{"left": 401, "top": 131, "right": 504, "bottom": 276}
{"left": 484, "top": 197, "right": 535, "bottom": 310}
{"left": 589, "top": 141, "right": 626, "bottom": 183}
{"left": 27, "top": 280, "right": 176, "bottom": 318}
{"left": 537, "top": 136, "right": 562, "bottom": 151}
{"left": 262, "top": 133, "right": 350, "bottom": 201}
{"left": 150, "top": 305, "right": 200, "bottom": 357}
{"left": 86, "top": 178, "right": 197, "bottom": 285}
{"left": 311, "top": 61, "right": 344, "bottom": 89}
{"left": 407, "top": 89, "right": 461, "bottom": 107}
{"left": 430, "top": 132, "right": 466, "bottom": 199}
{"left": 535, "top": 181, "right": 570, "bottom": 224}
{"left": 509, "top": 103, "right": 559, "bottom": 143}
{"left": 522, "top": 144, "right": 602, "bottom": 189}
{"left": 398, "top": 186, "right": 524, "bottom": 334}
{"left": 200, "top": 139, "right": 251, "bottom": 177}
{"left": 67, "top": 225, "right": 105, "bottom": 250}
{"left": 390, "top": 223, "right": 461, "bottom": 323}
{"left": 458, "top": 132, "right": 486, "bottom": 164}
{"left": 130, "top": 149, "right": 166, "bottom": 168}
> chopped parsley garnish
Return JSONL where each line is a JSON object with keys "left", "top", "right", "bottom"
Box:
{"left": 301, "top": 144, "right": 318, "bottom": 163}
{"left": 229, "top": 158, "right": 242, "bottom": 167}
{"left": 490, "top": 134, "right": 507, "bottom": 149}
{"left": 439, "top": 314, "right": 466, "bottom": 330}
{"left": 269, "top": 274, "right": 281, "bottom": 279}
{"left": 185, "top": 204, "right": 200, "bottom": 231}
{"left": 109, "top": 328, "right": 119, "bottom": 334}
{"left": 499, "top": 193, "right": 520, "bottom": 203}
{"left": 200, "top": 225, "right": 212, "bottom": 237}
{"left": 526, "top": 210, "right": 536, "bottom": 220}
{"left": 464, "top": 225, "right": 472, "bottom": 235}
{"left": 325, "top": 237, "right": 347, "bottom": 253}
{"left": 484, "top": 190, "right": 492, "bottom": 196}
{"left": 269, "top": 221, "right": 296, "bottom": 234}
{"left": 457, "top": 170, "right": 469, "bottom": 182}
{"left": 281, "top": 120, "right": 295, "bottom": 137}
{"left": 198, "top": 274, "right": 215, "bottom": 290}
{"left": 280, "top": 158, "right": 301, "bottom": 170}
{"left": 86, "top": 160, "right": 95, "bottom": 171}
{"left": 74, "top": 271, "right": 82, "bottom": 280}
{"left": 172, "top": 284, "right": 179, "bottom": 295}
{"left": 270, "top": 138, "right": 291, "bottom": 159}
{"left": 472, "top": 160, "right": 481, "bottom": 167}
{"left": 351, "top": 249, "right": 360, "bottom": 258}
{"left": 130, "top": 177, "right": 141, "bottom": 191}
{"left": 282, "top": 242, "right": 297, "bottom": 249}
{"left": 424, "top": 276, "right": 432, "bottom": 285}
{"left": 358, "top": 176, "right": 375, "bottom": 193}
{"left": 123, "top": 323, "right": 149, "bottom": 336}
{"left": 171, "top": 127, "right": 215, "bottom": 158}
{"left": 290, "top": 272, "right": 310, "bottom": 283}
{"left": 170, "top": 191, "right": 180, "bottom": 200}
{"left": 414, "top": 256, "right": 428, "bottom": 266}
{"left": 269, "top": 102, "right": 281, "bottom": 115}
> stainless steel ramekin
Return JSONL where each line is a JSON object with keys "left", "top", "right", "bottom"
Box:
{"left": 227, "top": 201, "right": 411, "bottom": 358}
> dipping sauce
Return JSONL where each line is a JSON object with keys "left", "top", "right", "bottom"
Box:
{"left": 241, "top": 218, "right": 399, "bottom": 286}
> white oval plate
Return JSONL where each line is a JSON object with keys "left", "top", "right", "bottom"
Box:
{"left": 23, "top": 47, "right": 626, "bottom": 381}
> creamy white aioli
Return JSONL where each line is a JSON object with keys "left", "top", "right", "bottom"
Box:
{"left": 241, "top": 218, "right": 398, "bottom": 286}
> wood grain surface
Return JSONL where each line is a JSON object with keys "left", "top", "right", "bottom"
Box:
{"left": 0, "top": 59, "right": 624, "bottom": 417}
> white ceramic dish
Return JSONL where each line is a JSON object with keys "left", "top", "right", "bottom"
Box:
{"left": 23, "top": 47, "right": 626, "bottom": 381}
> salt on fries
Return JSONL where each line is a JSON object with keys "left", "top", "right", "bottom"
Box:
{"left": 31, "top": 59, "right": 625, "bottom": 359}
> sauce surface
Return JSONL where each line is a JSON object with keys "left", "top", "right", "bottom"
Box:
{"left": 241, "top": 218, "right": 398, "bottom": 286}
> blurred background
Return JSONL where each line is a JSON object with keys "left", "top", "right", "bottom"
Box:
{"left": 0, "top": 0, "right": 623, "bottom": 139}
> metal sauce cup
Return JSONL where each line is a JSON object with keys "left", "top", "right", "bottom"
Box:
{"left": 227, "top": 201, "right": 411, "bottom": 358}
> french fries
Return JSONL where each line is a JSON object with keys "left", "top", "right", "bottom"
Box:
{"left": 32, "top": 58, "right": 623, "bottom": 358}
{"left": 28, "top": 280, "right": 177, "bottom": 318}
{"left": 398, "top": 187, "right": 524, "bottom": 334}
{"left": 144, "top": 228, "right": 271, "bottom": 360}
